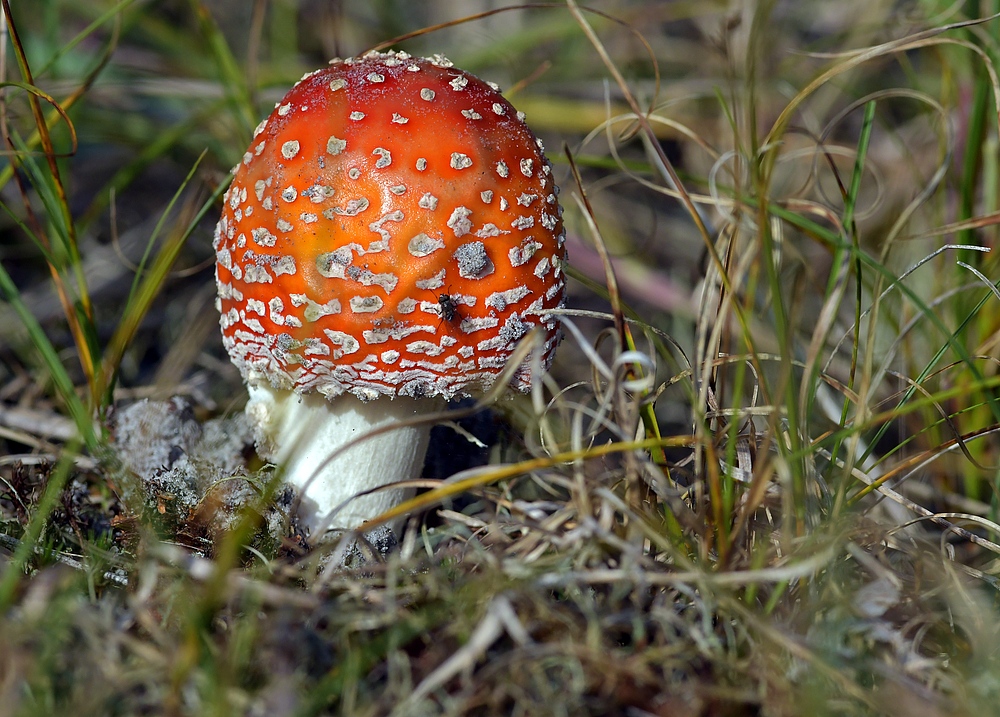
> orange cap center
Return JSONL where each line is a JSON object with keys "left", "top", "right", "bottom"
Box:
{"left": 214, "top": 51, "right": 566, "bottom": 400}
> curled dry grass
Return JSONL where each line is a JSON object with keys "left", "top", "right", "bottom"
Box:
{"left": 3, "top": 1, "right": 1000, "bottom": 715}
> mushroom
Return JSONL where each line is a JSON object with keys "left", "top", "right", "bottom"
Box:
{"left": 213, "top": 50, "right": 565, "bottom": 538}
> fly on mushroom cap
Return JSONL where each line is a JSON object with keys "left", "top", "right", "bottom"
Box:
{"left": 215, "top": 49, "right": 566, "bottom": 402}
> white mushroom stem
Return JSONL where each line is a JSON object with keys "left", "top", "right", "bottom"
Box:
{"left": 245, "top": 382, "right": 437, "bottom": 537}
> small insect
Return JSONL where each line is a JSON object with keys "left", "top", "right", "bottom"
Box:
{"left": 437, "top": 292, "right": 459, "bottom": 322}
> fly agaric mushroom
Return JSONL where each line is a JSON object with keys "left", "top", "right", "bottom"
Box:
{"left": 214, "top": 50, "right": 565, "bottom": 537}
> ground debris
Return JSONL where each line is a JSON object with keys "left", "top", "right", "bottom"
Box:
{"left": 109, "top": 397, "right": 292, "bottom": 552}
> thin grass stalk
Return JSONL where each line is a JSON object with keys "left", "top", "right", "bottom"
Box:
{"left": 746, "top": 6, "right": 808, "bottom": 536}
{"left": 718, "top": 263, "right": 758, "bottom": 564}
{"left": 0, "top": 6, "right": 122, "bottom": 196}
{"left": 190, "top": 0, "right": 256, "bottom": 144}
{"left": 0, "top": 148, "right": 97, "bottom": 408}
{"left": 98, "top": 151, "right": 222, "bottom": 407}
{"left": 2, "top": 0, "right": 89, "bottom": 322}
{"left": 34, "top": 1, "right": 132, "bottom": 75}
{"left": 0, "top": 4, "right": 117, "bottom": 407}
{"left": 0, "top": 261, "right": 92, "bottom": 444}
{"left": 700, "top": 239, "right": 763, "bottom": 562}
{"left": 78, "top": 99, "right": 229, "bottom": 230}
{"left": 854, "top": 288, "right": 997, "bottom": 474}
{"left": 957, "top": 2, "right": 999, "bottom": 263}
{"left": 563, "top": 146, "right": 659, "bottom": 524}
{"left": 820, "top": 100, "right": 876, "bottom": 517}
{"left": 364, "top": 435, "right": 693, "bottom": 533}
{"left": 953, "top": 7, "right": 1000, "bottom": 501}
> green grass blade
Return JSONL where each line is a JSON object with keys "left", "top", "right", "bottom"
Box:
{"left": 98, "top": 150, "right": 227, "bottom": 404}
{"left": 189, "top": 0, "right": 256, "bottom": 143}
{"left": 34, "top": 0, "right": 137, "bottom": 77}
{"left": 0, "top": 263, "right": 93, "bottom": 447}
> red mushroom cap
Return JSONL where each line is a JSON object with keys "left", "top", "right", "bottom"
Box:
{"left": 214, "top": 51, "right": 565, "bottom": 401}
